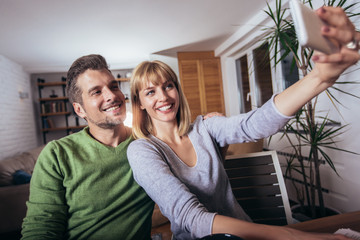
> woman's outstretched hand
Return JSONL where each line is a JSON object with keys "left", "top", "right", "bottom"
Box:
{"left": 312, "top": 6, "right": 360, "bottom": 84}
{"left": 274, "top": 6, "right": 359, "bottom": 116}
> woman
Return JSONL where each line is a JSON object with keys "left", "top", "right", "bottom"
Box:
{"left": 127, "top": 6, "right": 359, "bottom": 240}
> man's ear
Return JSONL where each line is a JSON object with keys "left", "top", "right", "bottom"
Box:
{"left": 73, "top": 102, "right": 86, "bottom": 119}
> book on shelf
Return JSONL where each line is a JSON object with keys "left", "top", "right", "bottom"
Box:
{"left": 42, "top": 118, "right": 55, "bottom": 129}
{"left": 41, "top": 101, "right": 66, "bottom": 114}
{"left": 42, "top": 118, "right": 48, "bottom": 129}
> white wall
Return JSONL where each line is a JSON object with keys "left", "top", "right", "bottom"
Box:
{"left": 150, "top": 54, "right": 180, "bottom": 78}
{"left": 0, "top": 55, "right": 38, "bottom": 160}
{"left": 216, "top": 0, "right": 360, "bottom": 213}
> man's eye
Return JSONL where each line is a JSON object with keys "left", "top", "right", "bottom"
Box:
{"left": 112, "top": 85, "right": 120, "bottom": 90}
{"left": 92, "top": 90, "right": 101, "bottom": 96}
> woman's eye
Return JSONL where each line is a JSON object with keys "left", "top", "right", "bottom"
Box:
{"left": 146, "top": 90, "right": 155, "bottom": 96}
{"left": 166, "top": 83, "right": 174, "bottom": 90}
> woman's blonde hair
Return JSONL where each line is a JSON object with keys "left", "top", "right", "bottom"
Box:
{"left": 130, "top": 60, "right": 191, "bottom": 139}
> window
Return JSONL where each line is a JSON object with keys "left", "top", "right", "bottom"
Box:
{"left": 235, "top": 55, "right": 252, "bottom": 113}
{"left": 234, "top": 41, "right": 299, "bottom": 114}
{"left": 252, "top": 43, "right": 273, "bottom": 107}
{"left": 236, "top": 42, "right": 274, "bottom": 113}
{"left": 280, "top": 48, "right": 299, "bottom": 89}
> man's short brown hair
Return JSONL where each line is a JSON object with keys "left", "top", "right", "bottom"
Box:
{"left": 66, "top": 54, "right": 111, "bottom": 104}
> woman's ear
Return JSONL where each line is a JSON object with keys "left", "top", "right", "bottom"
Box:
{"left": 139, "top": 98, "right": 145, "bottom": 110}
{"left": 73, "top": 102, "right": 86, "bottom": 119}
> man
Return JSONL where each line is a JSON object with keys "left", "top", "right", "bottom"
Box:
{"left": 21, "top": 54, "right": 154, "bottom": 240}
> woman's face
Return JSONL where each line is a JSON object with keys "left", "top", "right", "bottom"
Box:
{"left": 138, "top": 77, "right": 179, "bottom": 126}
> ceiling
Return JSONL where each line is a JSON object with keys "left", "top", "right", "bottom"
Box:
{"left": 0, "top": 0, "right": 268, "bottom": 73}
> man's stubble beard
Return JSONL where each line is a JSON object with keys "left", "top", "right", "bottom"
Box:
{"left": 85, "top": 108, "right": 126, "bottom": 129}
{"left": 81, "top": 101, "right": 126, "bottom": 129}
{"left": 86, "top": 116, "right": 124, "bottom": 129}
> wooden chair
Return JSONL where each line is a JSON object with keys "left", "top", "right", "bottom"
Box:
{"left": 224, "top": 151, "right": 292, "bottom": 226}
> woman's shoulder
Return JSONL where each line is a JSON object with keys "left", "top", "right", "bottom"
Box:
{"left": 127, "top": 138, "right": 153, "bottom": 161}
{"left": 128, "top": 136, "right": 166, "bottom": 152}
{"left": 191, "top": 115, "right": 205, "bottom": 128}
{"left": 191, "top": 114, "right": 225, "bottom": 131}
{"left": 128, "top": 137, "right": 152, "bottom": 149}
{"left": 127, "top": 137, "right": 170, "bottom": 167}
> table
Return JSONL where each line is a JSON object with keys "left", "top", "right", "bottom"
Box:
{"left": 287, "top": 210, "right": 360, "bottom": 233}
{"left": 151, "top": 211, "right": 360, "bottom": 239}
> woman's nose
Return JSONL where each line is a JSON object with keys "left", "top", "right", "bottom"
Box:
{"left": 158, "top": 89, "right": 168, "bottom": 101}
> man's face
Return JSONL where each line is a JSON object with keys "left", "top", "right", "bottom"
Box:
{"left": 73, "top": 69, "right": 126, "bottom": 129}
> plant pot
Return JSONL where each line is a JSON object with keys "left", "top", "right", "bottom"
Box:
{"left": 291, "top": 204, "right": 340, "bottom": 222}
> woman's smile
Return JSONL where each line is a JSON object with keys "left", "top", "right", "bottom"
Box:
{"left": 157, "top": 103, "right": 174, "bottom": 112}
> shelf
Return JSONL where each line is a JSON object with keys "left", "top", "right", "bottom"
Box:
{"left": 40, "top": 112, "right": 71, "bottom": 117}
{"left": 37, "top": 82, "right": 66, "bottom": 87}
{"left": 41, "top": 125, "right": 87, "bottom": 132}
{"left": 39, "top": 96, "right": 68, "bottom": 102}
{"left": 116, "top": 78, "right": 130, "bottom": 82}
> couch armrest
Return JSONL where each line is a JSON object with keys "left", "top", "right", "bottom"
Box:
{"left": 0, "top": 184, "right": 30, "bottom": 233}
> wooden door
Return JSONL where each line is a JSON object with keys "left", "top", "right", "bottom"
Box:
{"left": 178, "top": 52, "right": 225, "bottom": 121}
{"left": 178, "top": 60, "right": 203, "bottom": 119}
{"left": 201, "top": 58, "right": 224, "bottom": 114}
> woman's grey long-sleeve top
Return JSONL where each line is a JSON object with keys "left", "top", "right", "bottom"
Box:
{"left": 127, "top": 96, "right": 292, "bottom": 240}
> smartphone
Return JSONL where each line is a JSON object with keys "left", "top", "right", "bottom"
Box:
{"left": 289, "top": 0, "right": 338, "bottom": 54}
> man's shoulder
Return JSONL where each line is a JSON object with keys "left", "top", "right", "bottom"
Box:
{"left": 43, "top": 128, "right": 89, "bottom": 151}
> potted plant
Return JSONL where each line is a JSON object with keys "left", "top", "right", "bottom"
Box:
{"left": 263, "top": 0, "right": 360, "bottom": 220}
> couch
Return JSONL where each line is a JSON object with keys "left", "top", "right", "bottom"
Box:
{"left": 0, "top": 145, "right": 44, "bottom": 239}
{"left": 0, "top": 145, "right": 169, "bottom": 240}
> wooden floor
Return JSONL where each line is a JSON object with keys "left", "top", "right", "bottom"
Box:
{"left": 0, "top": 224, "right": 172, "bottom": 240}
{"left": 151, "top": 223, "right": 172, "bottom": 240}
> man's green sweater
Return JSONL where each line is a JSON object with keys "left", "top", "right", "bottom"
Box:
{"left": 21, "top": 127, "right": 154, "bottom": 240}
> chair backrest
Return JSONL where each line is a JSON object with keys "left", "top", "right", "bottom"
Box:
{"left": 224, "top": 150, "right": 292, "bottom": 225}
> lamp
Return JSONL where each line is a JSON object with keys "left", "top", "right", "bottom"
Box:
{"left": 19, "top": 91, "right": 29, "bottom": 99}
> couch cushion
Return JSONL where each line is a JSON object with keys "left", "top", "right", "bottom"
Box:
{"left": 0, "top": 152, "right": 36, "bottom": 187}
{"left": 0, "top": 145, "right": 44, "bottom": 187}
{"left": 13, "top": 170, "right": 32, "bottom": 185}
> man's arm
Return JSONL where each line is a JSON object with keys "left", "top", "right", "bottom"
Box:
{"left": 21, "top": 142, "right": 68, "bottom": 239}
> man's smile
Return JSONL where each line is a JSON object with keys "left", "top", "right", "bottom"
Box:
{"left": 103, "top": 103, "right": 122, "bottom": 112}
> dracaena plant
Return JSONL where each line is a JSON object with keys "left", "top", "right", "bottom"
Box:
{"left": 263, "top": 0, "right": 360, "bottom": 218}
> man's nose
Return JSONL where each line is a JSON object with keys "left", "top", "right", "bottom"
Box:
{"left": 104, "top": 88, "right": 117, "bottom": 102}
